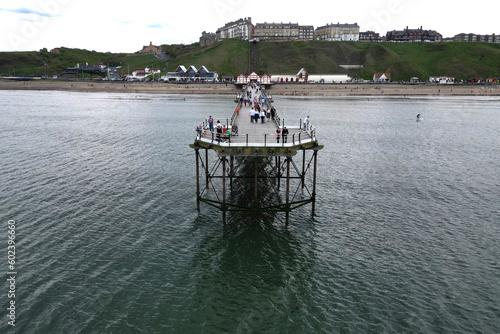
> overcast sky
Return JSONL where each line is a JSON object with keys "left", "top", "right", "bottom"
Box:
{"left": 1, "top": 0, "right": 498, "bottom": 53}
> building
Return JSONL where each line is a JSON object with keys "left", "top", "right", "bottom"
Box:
{"left": 235, "top": 72, "right": 272, "bottom": 84}
{"left": 254, "top": 22, "right": 299, "bottom": 41}
{"left": 452, "top": 33, "right": 500, "bottom": 43}
{"left": 161, "top": 65, "right": 218, "bottom": 82}
{"left": 122, "top": 67, "right": 161, "bottom": 81}
{"left": 216, "top": 17, "right": 253, "bottom": 41}
{"left": 373, "top": 73, "right": 391, "bottom": 82}
{"left": 359, "top": 31, "right": 381, "bottom": 42}
{"left": 386, "top": 27, "right": 442, "bottom": 42}
{"left": 429, "top": 76, "right": 454, "bottom": 84}
{"left": 314, "top": 23, "right": 360, "bottom": 41}
{"left": 139, "top": 42, "right": 161, "bottom": 54}
{"left": 271, "top": 68, "right": 351, "bottom": 83}
{"left": 199, "top": 31, "right": 217, "bottom": 47}
{"left": 298, "top": 25, "right": 314, "bottom": 40}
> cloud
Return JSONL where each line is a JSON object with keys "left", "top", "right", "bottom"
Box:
{"left": 19, "top": 17, "right": 39, "bottom": 22}
{"left": 114, "top": 19, "right": 133, "bottom": 25}
{"left": 146, "top": 23, "right": 170, "bottom": 29}
{"left": 0, "top": 7, "right": 60, "bottom": 18}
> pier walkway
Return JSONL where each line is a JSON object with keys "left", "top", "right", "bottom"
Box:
{"left": 193, "top": 83, "right": 319, "bottom": 156}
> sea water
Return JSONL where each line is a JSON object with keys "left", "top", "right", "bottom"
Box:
{"left": 1, "top": 90, "right": 500, "bottom": 333}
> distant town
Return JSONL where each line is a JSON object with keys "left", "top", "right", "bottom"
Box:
{"left": 4, "top": 17, "right": 499, "bottom": 84}
{"left": 198, "top": 17, "right": 499, "bottom": 45}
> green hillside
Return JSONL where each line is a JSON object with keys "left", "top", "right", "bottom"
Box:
{"left": 2, "top": 41, "right": 500, "bottom": 81}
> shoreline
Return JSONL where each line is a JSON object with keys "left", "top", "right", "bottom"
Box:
{"left": 1, "top": 79, "right": 500, "bottom": 97}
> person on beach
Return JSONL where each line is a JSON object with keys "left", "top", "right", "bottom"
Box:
{"left": 208, "top": 116, "right": 214, "bottom": 132}
{"left": 303, "top": 116, "right": 309, "bottom": 130}
{"left": 282, "top": 127, "right": 289, "bottom": 143}
{"left": 275, "top": 128, "right": 281, "bottom": 143}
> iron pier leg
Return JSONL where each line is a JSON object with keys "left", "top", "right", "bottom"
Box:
{"left": 230, "top": 155, "right": 234, "bottom": 190}
{"left": 312, "top": 150, "right": 318, "bottom": 216}
{"left": 195, "top": 149, "right": 200, "bottom": 211}
{"left": 277, "top": 156, "right": 281, "bottom": 190}
{"left": 205, "top": 149, "right": 209, "bottom": 188}
{"left": 222, "top": 156, "right": 227, "bottom": 224}
{"left": 286, "top": 156, "right": 290, "bottom": 225}
{"left": 254, "top": 157, "right": 258, "bottom": 200}
{"left": 302, "top": 149, "right": 306, "bottom": 189}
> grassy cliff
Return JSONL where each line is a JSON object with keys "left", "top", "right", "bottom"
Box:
{"left": 2, "top": 41, "right": 500, "bottom": 81}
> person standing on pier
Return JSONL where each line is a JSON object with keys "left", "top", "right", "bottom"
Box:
{"left": 282, "top": 127, "right": 289, "bottom": 143}
{"left": 303, "top": 116, "right": 310, "bottom": 131}
{"left": 250, "top": 108, "right": 255, "bottom": 123}
{"left": 254, "top": 110, "right": 260, "bottom": 124}
{"left": 275, "top": 128, "right": 281, "bottom": 143}
{"left": 208, "top": 116, "right": 214, "bottom": 132}
{"left": 216, "top": 120, "right": 222, "bottom": 140}
{"left": 260, "top": 109, "right": 265, "bottom": 123}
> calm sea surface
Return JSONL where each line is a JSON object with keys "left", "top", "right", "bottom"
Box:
{"left": 1, "top": 90, "right": 500, "bottom": 333}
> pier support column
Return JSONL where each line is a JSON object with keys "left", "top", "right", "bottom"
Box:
{"left": 301, "top": 149, "right": 306, "bottom": 189}
{"left": 286, "top": 156, "right": 291, "bottom": 225}
{"left": 254, "top": 157, "right": 258, "bottom": 199}
{"left": 195, "top": 149, "right": 200, "bottom": 211}
{"left": 312, "top": 150, "right": 318, "bottom": 216}
{"left": 277, "top": 156, "right": 281, "bottom": 190}
{"left": 230, "top": 156, "right": 234, "bottom": 190}
{"left": 222, "top": 156, "right": 227, "bottom": 224}
{"left": 205, "top": 149, "right": 209, "bottom": 188}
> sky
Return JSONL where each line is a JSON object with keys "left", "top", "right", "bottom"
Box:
{"left": 1, "top": 0, "right": 498, "bottom": 53}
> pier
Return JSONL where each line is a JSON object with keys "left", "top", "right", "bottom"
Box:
{"left": 190, "top": 83, "right": 323, "bottom": 224}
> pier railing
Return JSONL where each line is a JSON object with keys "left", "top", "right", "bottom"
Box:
{"left": 196, "top": 123, "right": 316, "bottom": 147}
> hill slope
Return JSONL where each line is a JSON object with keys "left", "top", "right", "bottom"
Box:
{"left": 2, "top": 42, "right": 500, "bottom": 81}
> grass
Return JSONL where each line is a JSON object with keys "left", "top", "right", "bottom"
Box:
{"left": 2, "top": 41, "right": 500, "bottom": 80}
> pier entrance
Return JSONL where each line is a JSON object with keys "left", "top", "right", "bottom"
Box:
{"left": 190, "top": 83, "right": 323, "bottom": 224}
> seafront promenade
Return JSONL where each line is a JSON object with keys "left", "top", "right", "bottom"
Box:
{"left": 2, "top": 79, "right": 499, "bottom": 96}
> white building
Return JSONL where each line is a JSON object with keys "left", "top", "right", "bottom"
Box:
{"left": 314, "top": 23, "right": 360, "bottom": 41}
{"left": 216, "top": 17, "right": 253, "bottom": 41}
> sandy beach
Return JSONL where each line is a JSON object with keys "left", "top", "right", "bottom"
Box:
{"left": 1, "top": 79, "right": 499, "bottom": 96}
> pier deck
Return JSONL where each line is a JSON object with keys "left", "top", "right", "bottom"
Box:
{"left": 192, "top": 85, "right": 320, "bottom": 156}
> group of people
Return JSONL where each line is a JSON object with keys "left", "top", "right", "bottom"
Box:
{"left": 205, "top": 116, "right": 237, "bottom": 141}
{"left": 275, "top": 127, "right": 289, "bottom": 143}
{"left": 249, "top": 107, "right": 275, "bottom": 124}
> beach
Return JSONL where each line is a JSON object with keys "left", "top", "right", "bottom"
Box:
{"left": 1, "top": 79, "right": 499, "bottom": 96}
